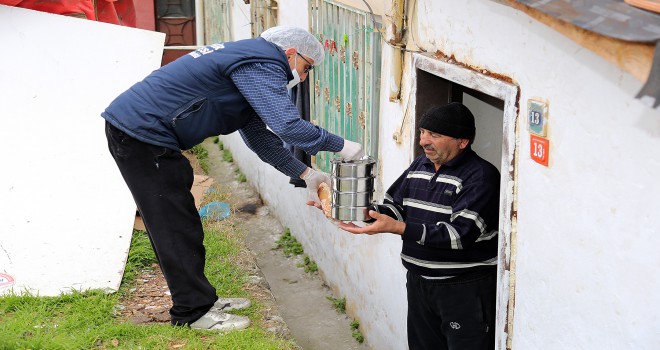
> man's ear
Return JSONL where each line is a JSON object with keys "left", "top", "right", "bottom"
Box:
{"left": 458, "top": 138, "right": 470, "bottom": 149}
{"left": 284, "top": 47, "right": 297, "bottom": 58}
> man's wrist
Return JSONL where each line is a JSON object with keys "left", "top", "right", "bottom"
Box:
{"left": 300, "top": 168, "right": 312, "bottom": 179}
{"left": 395, "top": 222, "right": 406, "bottom": 235}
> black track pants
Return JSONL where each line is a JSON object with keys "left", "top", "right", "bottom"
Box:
{"left": 406, "top": 269, "right": 496, "bottom": 350}
{"left": 105, "top": 121, "right": 217, "bottom": 325}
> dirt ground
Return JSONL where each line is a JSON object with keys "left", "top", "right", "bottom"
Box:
{"left": 116, "top": 263, "right": 172, "bottom": 325}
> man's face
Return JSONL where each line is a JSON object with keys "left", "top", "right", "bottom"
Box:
{"left": 419, "top": 128, "right": 469, "bottom": 168}
{"left": 287, "top": 50, "right": 315, "bottom": 82}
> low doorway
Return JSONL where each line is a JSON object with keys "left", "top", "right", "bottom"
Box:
{"left": 411, "top": 53, "right": 519, "bottom": 350}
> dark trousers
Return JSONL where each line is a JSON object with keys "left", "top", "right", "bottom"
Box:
{"left": 105, "top": 121, "right": 217, "bottom": 325}
{"left": 407, "top": 269, "right": 496, "bottom": 350}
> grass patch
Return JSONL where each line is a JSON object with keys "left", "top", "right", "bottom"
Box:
{"left": 119, "top": 230, "right": 157, "bottom": 290}
{"left": 0, "top": 200, "right": 296, "bottom": 350}
{"left": 233, "top": 167, "right": 247, "bottom": 182}
{"left": 325, "top": 298, "right": 363, "bottom": 344}
{"left": 222, "top": 149, "right": 233, "bottom": 162}
{"left": 213, "top": 137, "right": 224, "bottom": 150}
{"left": 297, "top": 255, "right": 318, "bottom": 274}
{"left": 351, "top": 320, "right": 364, "bottom": 343}
{"left": 275, "top": 228, "right": 303, "bottom": 257}
{"left": 326, "top": 296, "right": 346, "bottom": 314}
{"left": 186, "top": 144, "right": 210, "bottom": 174}
{"left": 202, "top": 184, "right": 232, "bottom": 204}
{"left": 237, "top": 172, "right": 247, "bottom": 183}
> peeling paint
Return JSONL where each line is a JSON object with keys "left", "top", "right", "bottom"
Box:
{"left": 433, "top": 49, "right": 516, "bottom": 85}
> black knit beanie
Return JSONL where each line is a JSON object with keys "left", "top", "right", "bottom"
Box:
{"left": 419, "top": 102, "right": 476, "bottom": 141}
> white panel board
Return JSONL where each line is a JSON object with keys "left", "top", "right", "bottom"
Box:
{"left": 0, "top": 6, "right": 165, "bottom": 296}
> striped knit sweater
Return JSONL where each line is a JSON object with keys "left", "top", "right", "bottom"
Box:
{"left": 375, "top": 149, "right": 500, "bottom": 277}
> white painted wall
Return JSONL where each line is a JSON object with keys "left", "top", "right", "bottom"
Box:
{"left": 230, "top": 0, "right": 251, "bottom": 40}
{"left": 276, "top": 0, "right": 310, "bottom": 29}
{"left": 220, "top": 0, "right": 660, "bottom": 349}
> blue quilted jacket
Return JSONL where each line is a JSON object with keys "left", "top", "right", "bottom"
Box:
{"left": 101, "top": 38, "right": 292, "bottom": 150}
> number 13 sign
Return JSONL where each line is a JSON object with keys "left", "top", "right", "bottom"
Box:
{"left": 528, "top": 99, "right": 548, "bottom": 136}
{"left": 530, "top": 135, "right": 549, "bottom": 166}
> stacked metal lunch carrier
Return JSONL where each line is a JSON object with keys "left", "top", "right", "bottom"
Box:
{"left": 330, "top": 156, "right": 377, "bottom": 221}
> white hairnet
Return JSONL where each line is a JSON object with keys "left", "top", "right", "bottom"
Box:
{"left": 260, "top": 26, "right": 324, "bottom": 65}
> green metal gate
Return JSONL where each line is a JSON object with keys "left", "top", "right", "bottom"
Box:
{"left": 310, "top": 0, "right": 381, "bottom": 172}
{"left": 204, "top": 0, "right": 232, "bottom": 44}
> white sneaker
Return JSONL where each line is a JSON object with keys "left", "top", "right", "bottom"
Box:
{"left": 212, "top": 297, "right": 251, "bottom": 312}
{"left": 190, "top": 309, "right": 250, "bottom": 332}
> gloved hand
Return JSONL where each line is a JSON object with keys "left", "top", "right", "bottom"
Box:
{"left": 338, "top": 140, "right": 364, "bottom": 161}
{"left": 301, "top": 168, "right": 331, "bottom": 204}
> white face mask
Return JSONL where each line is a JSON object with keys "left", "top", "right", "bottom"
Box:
{"left": 286, "top": 55, "right": 301, "bottom": 90}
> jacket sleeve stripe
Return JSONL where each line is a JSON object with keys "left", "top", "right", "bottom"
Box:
{"left": 381, "top": 204, "right": 405, "bottom": 221}
{"left": 401, "top": 254, "right": 497, "bottom": 269}
{"left": 452, "top": 209, "right": 487, "bottom": 233}
{"left": 475, "top": 230, "right": 499, "bottom": 242}
{"left": 417, "top": 224, "right": 427, "bottom": 245}
{"left": 403, "top": 198, "right": 452, "bottom": 214}
{"left": 435, "top": 221, "right": 463, "bottom": 250}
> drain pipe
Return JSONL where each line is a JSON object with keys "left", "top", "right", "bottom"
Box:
{"left": 196, "top": 0, "right": 205, "bottom": 45}
{"left": 387, "top": 0, "right": 406, "bottom": 102}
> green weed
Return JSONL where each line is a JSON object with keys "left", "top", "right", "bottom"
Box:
{"left": 188, "top": 144, "right": 210, "bottom": 173}
{"left": 234, "top": 168, "right": 247, "bottom": 182}
{"left": 326, "top": 296, "right": 346, "bottom": 314}
{"left": 351, "top": 319, "right": 359, "bottom": 330}
{"left": 275, "top": 228, "right": 304, "bottom": 257}
{"left": 297, "top": 255, "right": 318, "bottom": 273}
{"left": 352, "top": 329, "right": 365, "bottom": 343}
{"left": 222, "top": 149, "right": 234, "bottom": 162}
{"left": 351, "top": 320, "right": 364, "bottom": 343}
{"left": 119, "top": 230, "right": 157, "bottom": 290}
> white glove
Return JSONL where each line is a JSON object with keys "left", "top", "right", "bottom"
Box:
{"left": 338, "top": 140, "right": 364, "bottom": 161}
{"left": 302, "top": 168, "right": 331, "bottom": 204}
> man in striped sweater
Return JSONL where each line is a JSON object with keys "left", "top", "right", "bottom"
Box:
{"left": 339, "top": 102, "right": 500, "bottom": 350}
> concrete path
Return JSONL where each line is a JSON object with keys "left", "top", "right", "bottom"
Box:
{"left": 204, "top": 139, "right": 369, "bottom": 350}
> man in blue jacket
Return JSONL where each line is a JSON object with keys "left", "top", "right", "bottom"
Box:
{"left": 103, "top": 26, "right": 363, "bottom": 332}
{"left": 338, "top": 103, "right": 500, "bottom": 350}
